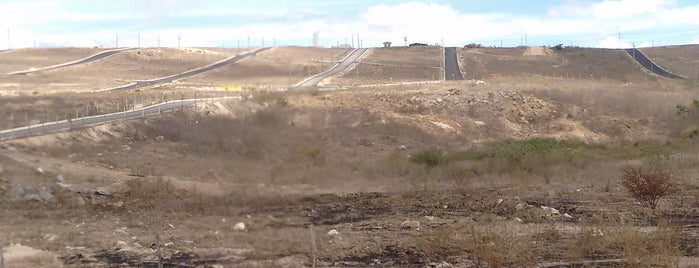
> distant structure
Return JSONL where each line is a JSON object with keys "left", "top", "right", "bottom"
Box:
{"left": 383, "top": 42, "right": 392, "bottom": 48}
{"left": 409, "top": 43, "right": 428, "bottom": 47}
{"left": 313, "top": 32, "right": 319, "bottom": 47}
{"left": 333, "top": 44, "right": 351, "bottom": 49}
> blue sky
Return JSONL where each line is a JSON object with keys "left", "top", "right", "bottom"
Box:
{"left": 1, "top": 0, "right": 699, "bottom": 48}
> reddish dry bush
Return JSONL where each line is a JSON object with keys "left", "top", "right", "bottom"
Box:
{"left": 620, "top": 167, "right": 679, "bottom": 209}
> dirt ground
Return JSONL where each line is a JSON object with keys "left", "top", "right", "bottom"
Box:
{"left": 459, "top": 47, "right": 659, "bottom": 82}
{"left": 332, "top": 47, "right": 442, "bottom": 86}
{"left": 180, "top": 46, "right": 351, "bottom": 89}
{"left": 0, "top": 48, "right": 240, "bottom": 93}
{"left": 1, "top": 46, "right": 699, "bottom": 267}
{"left": 641, "top": 45, "right": 699, "bottom": 80}
{"left": 0, "top": 47, "right": 108, "bottom": 74}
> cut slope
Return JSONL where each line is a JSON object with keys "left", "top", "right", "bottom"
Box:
{"left": 459, "top": 47, "right": 653, "bottom": 81}
{"left": 332, "top": 46, "right": 442, "bottom": 85}
{"left": 640, "top": 45, "right": 699, "bottom": 80}
{"left": 625, "top": 48, "right": 683, "bottom": 79}
{"left": 0, "top": 48, "right": 238, "bottom": 93}
{"left": 0, "top": 47, "right": 107, "bottom": 73}
{"left": 180, "top": 46, "right": 351, "bottom": 88}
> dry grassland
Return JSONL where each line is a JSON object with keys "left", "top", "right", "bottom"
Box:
{"left": 0, "top": 46, "right": 698, "bottom": 267}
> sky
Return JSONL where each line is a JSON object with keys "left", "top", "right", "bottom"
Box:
{"left": 1, "top": 0, "right": 699, "bottom": 49}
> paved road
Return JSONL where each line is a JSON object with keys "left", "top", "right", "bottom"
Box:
{"left": 295, "top": 48, "right": 369, "bottom": 87}
{"left": 625, "top": 48, "right": 684, "bottom": 79}
{"left": 7, "top": 47, "right": 136, "bottom": 75}
{"left": 97, "top": 47, "right": 270, "bottom": 92}
{"left": 444, "top": 47, "right": 464, "bottom": 80}
{"left": 0, "top": 97, "right": 240, "bottom": 141}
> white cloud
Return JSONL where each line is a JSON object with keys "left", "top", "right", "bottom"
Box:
{"left": 3, "top": 1, "right": 699, "bottom": 48}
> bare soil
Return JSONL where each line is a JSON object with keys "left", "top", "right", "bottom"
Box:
{"left": 0, "top": 47, "right": 108, "bottom": 74}
{"left": 181, "top": 46, "right": 351, "bottom": 89}
{"left": 333, "top": 47, "right": 442, "bottom": 85}
{"left": 1, "top": 48, "right": 239, "bottom": 93}
{"left": 459, "top": 47, "right": 656, "bottom": 82}
{"left": 641, "top": 45, "right": 699, "bottom": 80}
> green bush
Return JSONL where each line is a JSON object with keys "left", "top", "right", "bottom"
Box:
{"left": 410, "top": 148, "right": 446, "bottom": 168}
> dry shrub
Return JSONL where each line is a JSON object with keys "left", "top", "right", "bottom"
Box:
{"left": 568, "top": 225, "right": 681, "bottom": 266}
{"left": 568, "top": 227, "right": 614, "bottom": 260}
{"left": 470, "top": 230, "right": 535, "bottom": 267}
{"left": 410, "top": 226, "right": 535, "bottom": 267}
{"left": 620, "top": 166, "right": 679, "bottom": 209}
{"left": 614, "top": 226, "right": 681, "bottom": 267}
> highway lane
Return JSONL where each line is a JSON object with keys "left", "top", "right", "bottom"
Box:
{"left": 295, "top": 48, "right": 369, "bottom": 87}
{"left": 96, "top": 47, "right": 270, "bottom": 92}
{"left": 7, "top": 47, "right": 136, "bottom": 75}
{"left": 444, "top": 47, "right": 464, "bottom": 81}
{"left": 0, "top": 97, "right": 240, "bottom": 141}
{"left": 625, "top": 48, "right": 684, "bottom": 79}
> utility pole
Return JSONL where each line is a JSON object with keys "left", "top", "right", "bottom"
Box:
{"left": 618, "top": 33, "right": 621, "bottom": 49}
{"left": 116, "top": 33, "right": 119, "bottom": 47}
{"left": 138, "top": 33, "right": 141, "bottom": 48}
{"left": 525, "top": 33, "right": 528, "bottom": 46}
{"left": 357, "top": 33, "right": 360, "bottom": 48}
{"left": 178, "top": 34, "right": 181, "bottom": 48}
{"left": 442, "top": 37, "right": 445, "bottom": 82}
{"left": 247, "top": 36, "right": 250, "bottom": 48}
{"left": 157, "top": 35, "right": 160, "bottom": 48}
{"left": 351, "top": 34, "right": 354, "bottom": 48}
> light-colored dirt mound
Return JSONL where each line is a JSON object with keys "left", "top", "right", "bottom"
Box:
{"left": 4, "top": 244, "right": 62, "bottom": 268}
{"left": 523, "top": 46, "right": 555, "bottom": 56}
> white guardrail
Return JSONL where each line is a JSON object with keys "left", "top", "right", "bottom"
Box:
{"left": 0, "top": 96, "right": 240, "bottom": 141}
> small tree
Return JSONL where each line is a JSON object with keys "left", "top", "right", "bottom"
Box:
{"left": 620, "top": 167, "right": 679, "bottom": 209}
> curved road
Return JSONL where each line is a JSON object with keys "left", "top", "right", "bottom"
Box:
{"left": 625, "top": 48, "right": 683, "bottom": 79}
{"left": 295, "top": 48, "right": 369, "bottom": 87}
{"left": 7, "top": 47, "right": 136, "bottom": 75}
{"left": 97, "top": 47, "right": 270, "bottom": 92}
{"left": 444, "top": 47, "right": 464, "bottom": 80}
{"left": 0, "top": 97, "right": 240, "bottom": 141}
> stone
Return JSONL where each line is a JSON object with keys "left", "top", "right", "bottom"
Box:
{"left": 233, "top": 222, "right": 246, "bottom": 232}
{"left": 400, "top": 220, "right": 420, "bottom": 230}
{"left": 327, "top": 229, "right": 340, "bottom": 236}
{"left": 9, "top": 184, "right": 25, "bottom": 201}
{"left": 75, "top": 196, "right": 86, "bottom": 206}
{"left": 38, "top": 186, "right": 54, "bottom": 202}
{"left": 435, "top": 261, "right": 453, "bottom": 268}
{"left": 55, "top": 174, "right": 65, "bottom": 183}
{"left": 36, "top": 167, "right": 45, "bottom": 174}
{"left": 473, "top": 121, "right": 487, "bottom": 127}
{"left": 23, "top": 194, "right": 42, "bottom": 202}
{"left": 540, "top": 206, "right": 560, "bottom": 215}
